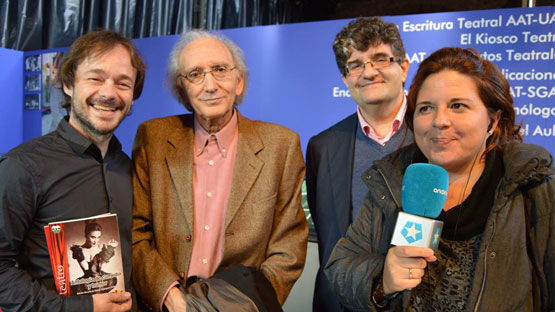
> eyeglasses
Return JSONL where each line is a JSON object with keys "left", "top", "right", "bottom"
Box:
{"left": 344, "top": 57, "right": 397, "bottom": 76}
{"left": 178, "top": 65, "right": 236, "bottom": 84}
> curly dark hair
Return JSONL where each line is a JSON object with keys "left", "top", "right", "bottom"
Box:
{"left": 333, "top": 16, "right": 406, "bottom": 75}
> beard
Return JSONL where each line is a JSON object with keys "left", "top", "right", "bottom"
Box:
{"left": 71, "top": 96, "right": 126, "bottom": 137}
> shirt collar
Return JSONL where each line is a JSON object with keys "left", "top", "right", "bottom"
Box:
{"left": 194, "top": 110, "right": 238, "bottom": 157}
{"left": 357, "top": 96, "right": 407, "bottom": 145}
{"left": 56, "top": 117, "right": 122, "bottom": 161}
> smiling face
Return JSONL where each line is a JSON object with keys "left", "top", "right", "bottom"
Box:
{"left": 413, "top": 70, "right": 499, "bottom": 174}
{"left": 342, "top": 43, "right": 409, "bottom": 109}
{"left": 63, "top": 44, "right": 137, "bottom": 141}
{"left": 178, "top": 38, "right": 244, "bottom": 132}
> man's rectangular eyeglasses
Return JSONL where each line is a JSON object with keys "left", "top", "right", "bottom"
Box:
{"left": 178, "top": 65, "right": 237, "bottom": 84}
{"left": 344, "top": 57, "right": 397, "bottom": 76}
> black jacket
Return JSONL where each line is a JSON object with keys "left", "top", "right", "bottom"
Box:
{"left": 325, "top": 142, "right": 555, "bottom": 311}
{"left": 306, "top": 113, "right": 358, "bottom": 312}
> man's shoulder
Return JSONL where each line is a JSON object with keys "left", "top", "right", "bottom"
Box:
{"left": 139, "top": 114, "right": 193, "bottom": 130}
{"left": 3, "top": 132, "right": 62, "bottom": 164}
{"left": 0, "top": 132, "right": 66, "bottom": 180}
{"left": 309, "top": 113, "right": 357, "bottom": 146}
{"left": 241, "top": 116, "right": 299, "bottom": 141}
{"left": 136, "top": 114, "right": 193, "bottom": 141}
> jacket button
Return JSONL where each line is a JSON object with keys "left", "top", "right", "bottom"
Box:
{"left": 179, "top": 271, "right": 186, "bottom": 279}
{"left": 489, "top": 251, "right": 496, "bottom": 259}
{"left": 186, "top": 234, "right": 191, "bottom": 241}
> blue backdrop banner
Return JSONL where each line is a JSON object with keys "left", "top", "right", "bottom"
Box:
{"left": 13, "top": 6, "right": 555, "bottom": 157}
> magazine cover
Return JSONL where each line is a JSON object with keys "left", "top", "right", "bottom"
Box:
{"left": 43, "top": 214, "right": 124, "bottom": 296}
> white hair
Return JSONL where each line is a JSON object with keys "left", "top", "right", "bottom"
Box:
{"left": 167, "top": 29, "right": 249, "bottom": 111}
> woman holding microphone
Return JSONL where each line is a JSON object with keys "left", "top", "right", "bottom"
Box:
{"left": 325, "top": 47, "right": 554, "bottom": 311}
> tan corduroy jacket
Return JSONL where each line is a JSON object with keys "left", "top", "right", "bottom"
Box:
{"left": 131, "top": 112, "right": 308, "bottom": 310}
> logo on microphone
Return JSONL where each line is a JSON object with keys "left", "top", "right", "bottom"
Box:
{"left": 433, "top": 187, "right": 447, "bottom": 195}
{"left": 401, "top": 221, "right": 422, "bottom": 243}
{"left": 432, "top": 228, "right": 441, "bottom": 249}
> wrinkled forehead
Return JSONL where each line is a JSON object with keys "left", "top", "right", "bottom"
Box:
{"left": 346, "top": 43, "right": 394, "bottom": 62}
{"left": 179, "top": 37, "right": 234, "bottom": 70}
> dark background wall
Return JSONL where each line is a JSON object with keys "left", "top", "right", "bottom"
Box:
{"left": 304, "top": 0, "right": 553, "bottom": 21}
{"left": 1, "top": 0, "right": 552, "bottom": 51}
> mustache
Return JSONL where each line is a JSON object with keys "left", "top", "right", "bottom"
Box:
{"left": 87, "top": 96, "right": 120, "bottom": 108}
{"left": 357, "top": 77, "right": 387, "bottom": 86}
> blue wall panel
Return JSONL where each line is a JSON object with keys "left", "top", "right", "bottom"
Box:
{"left": 0, "top": 48, "right": 23, "bottom": 154}
{"left": 10, "top": 7, "right": 555, "bottom": 158}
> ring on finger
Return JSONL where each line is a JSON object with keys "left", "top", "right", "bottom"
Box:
{"left": 408, "top": 268, "right": 413, "bottom": 280}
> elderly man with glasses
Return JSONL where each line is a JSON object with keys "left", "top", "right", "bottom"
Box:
{"left": 306, "top": 17, "right": 412, "bottom": 312}
{"left": 131, "top": 30, "right": 308, "bottom": 312}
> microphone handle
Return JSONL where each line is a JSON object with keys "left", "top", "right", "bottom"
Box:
{"left": 390, "top": 212, "right": 443, "bottom": 251}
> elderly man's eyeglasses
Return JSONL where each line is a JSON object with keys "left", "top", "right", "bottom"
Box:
{"left": 179, "top": 65, "right": 236, "bottom": 84}
{"left": 344, "top": 57, "right": 397, "bottom": 76}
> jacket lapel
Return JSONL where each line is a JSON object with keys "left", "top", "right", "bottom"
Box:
{"left": 165, "top": 115, "right": 195, "bottom": 233}
{"left": 225, "top": 112, "right": 263, "bottom": 230}
{"left": 328, "top": 113, "right": 357, "bottom": 231}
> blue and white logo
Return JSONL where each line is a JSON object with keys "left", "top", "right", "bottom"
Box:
{"left": 432, "top": 228, "right": 441, "bottom": 249}
{"left": 401, "top": 221, "right": 422, "bottom": 244}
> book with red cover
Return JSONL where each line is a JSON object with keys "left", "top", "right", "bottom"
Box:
{"left": 43, "top": 213, "right": 124, "bottom": 296}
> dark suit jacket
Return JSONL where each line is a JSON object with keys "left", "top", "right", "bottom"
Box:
{"left": 132, "top": 112, "right": 308, "bottom": 310}
{"left": 306, "top": 113, "right": 358, "bottom": 312}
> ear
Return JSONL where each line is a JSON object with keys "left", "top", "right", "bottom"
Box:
{"left": 399, "top": 58, "right": 410, "bottom": 84}
{"left": 235, "top": 72, "right": 245, "bottom": 97}
{"left": 488, "top": 110, "right": 502, "bottom": 135}
{"left": 63, "top": 83, "right": 73, "bottom": 97}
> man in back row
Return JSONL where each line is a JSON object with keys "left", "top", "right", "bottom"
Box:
{"left": 306, "top": 17, "right": 412, "bottom": 311}
{"left": 0, "top": 30, "right": 145, "bottom": 311}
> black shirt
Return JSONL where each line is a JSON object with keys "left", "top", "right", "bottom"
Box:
{"left": 0, "top": 118, "right": 132, "bottom": 312}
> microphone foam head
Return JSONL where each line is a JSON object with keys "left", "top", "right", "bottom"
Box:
{"left": 401, "top": 163, "right": 448, "bottom": 218}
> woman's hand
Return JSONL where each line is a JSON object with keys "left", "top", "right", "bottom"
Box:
{"left": 382, "top": 246, "right": 436, "bottom": 295}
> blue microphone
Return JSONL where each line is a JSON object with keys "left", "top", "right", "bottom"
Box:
{"left": 390, "top": 163, "right": 448, "bottom": 251}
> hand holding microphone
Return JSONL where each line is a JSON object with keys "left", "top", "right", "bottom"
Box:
{"left": 383, "top": 164, "right": 448, "bottom": 294}
{"left": 382, "top": 246, "right": 436, "bottom": 294}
